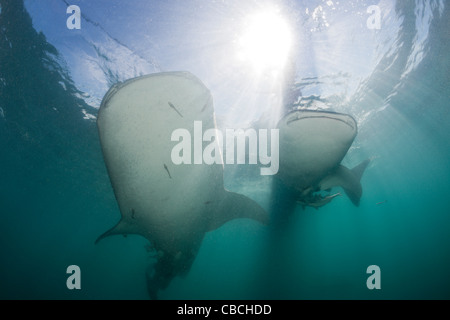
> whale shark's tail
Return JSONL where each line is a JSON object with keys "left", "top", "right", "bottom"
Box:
{"left": 320, "top": 159, "right": 371, "bottom": 206}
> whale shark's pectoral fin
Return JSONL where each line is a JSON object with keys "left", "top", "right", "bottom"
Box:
{"left": 319, "top": 159, "right": 370, "bottom": 206}
{"left": 95, "top": 218, "right": 133, "bottom": 244}
{"left": 207, "top": 191, "right": 268, "bottom": 231}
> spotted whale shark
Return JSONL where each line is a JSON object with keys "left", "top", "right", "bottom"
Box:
{"left": 96, "top": 72, "right": 268, "bottom": 299}
{"left": 276, "top": 109, "right": 370, "bottom": 208}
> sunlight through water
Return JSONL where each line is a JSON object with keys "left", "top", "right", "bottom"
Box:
{"left": 237, "top": 10, "right": 293, "bottom": 74}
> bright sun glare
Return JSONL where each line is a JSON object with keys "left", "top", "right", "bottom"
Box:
{"left": 237, "top": 10, "right": 292, "bottom": 72}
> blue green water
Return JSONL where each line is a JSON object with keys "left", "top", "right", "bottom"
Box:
{"left": 1, "top": 0, "right": 449, "bottom": 299}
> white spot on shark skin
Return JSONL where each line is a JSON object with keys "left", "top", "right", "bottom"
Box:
{"left": 0, "top": 107, "right": 5, "bottom": 119}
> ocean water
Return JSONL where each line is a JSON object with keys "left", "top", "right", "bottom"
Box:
{"left": 0, "top": 0, "right": 449, "bottom": 299}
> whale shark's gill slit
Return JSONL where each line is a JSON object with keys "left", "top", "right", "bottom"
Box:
{"left": 131, "top": 208, "right": 136, "bottom": 219}
{"left": 163, "top": 163, "right": 172, "bottom": 179}
{"left": 167, "top": 101, "right": 183, "bottom": 118}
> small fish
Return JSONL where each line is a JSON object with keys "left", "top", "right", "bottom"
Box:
{"left": 376, "top": 200, "right": 387, "bottom": 205}
{"left": 163, "top": 164, "right": 172, "bottom": 179}
{"left": 168, "top": 101, "right": 183, "bottom": 118}
{"left": 200, "top": 101, "right": 209, "bottom": 113}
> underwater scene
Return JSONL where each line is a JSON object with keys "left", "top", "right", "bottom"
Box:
{"left": 0, "top": 0, "right": 449, "bottom": 299}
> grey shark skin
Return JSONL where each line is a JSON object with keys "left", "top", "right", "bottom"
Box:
{"left": 96, "top": 72, "right": 267, "bottom": 299}
{"left": 277, "top": 110, "right": 370, "bottom": 208}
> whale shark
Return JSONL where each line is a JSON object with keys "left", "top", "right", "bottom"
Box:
{"left": 96, "top": 71, "right": 369, "bottom": 299}
{"left": 96, "top": 71, "right": 268, "bottom": 299}
{"left": 276, "top": 109, "right": 370, "bottom": 208}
